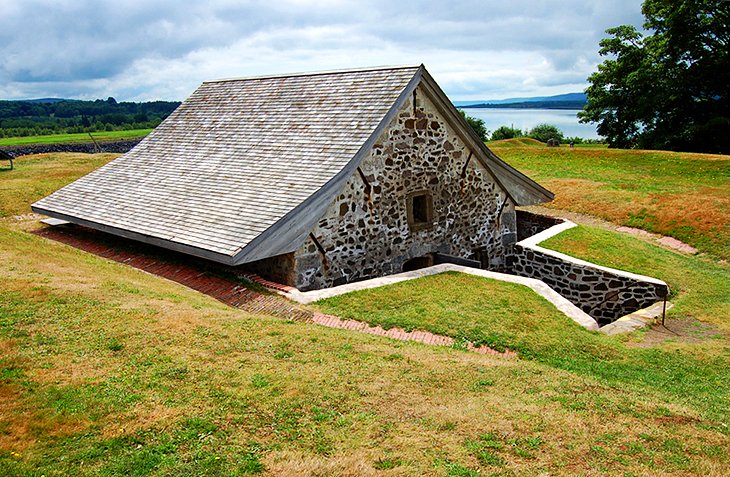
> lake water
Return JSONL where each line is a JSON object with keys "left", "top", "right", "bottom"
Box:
{"left": 461, "top": 108, "right": 600, "bottom": 139}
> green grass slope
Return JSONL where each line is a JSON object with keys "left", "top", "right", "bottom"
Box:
{"left": 491, "top": 143, "right": 730, "bottom": 259}
{"left": 0, "top": 152, "right": 728, "bottom": 476}
{"left": 316, "top": 249, "right": 730, "bottom": 421}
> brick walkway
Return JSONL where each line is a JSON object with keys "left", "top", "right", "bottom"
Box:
{"left": 310, "top": 313, "right": 516, "bottom": 357}
{"left": 35, "top": 224, "right": 515, "bottom": 358}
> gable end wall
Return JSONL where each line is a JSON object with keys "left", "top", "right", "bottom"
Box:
{"left": 292, "top": 85, "right": 516, "bottom": 291}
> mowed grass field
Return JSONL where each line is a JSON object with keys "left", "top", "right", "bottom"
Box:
{"left": 491, "top": 138, "right": 730, "bottom": 259}
{"left": 0, "top": 153, "right": 728, "bottom": 476}
{"left": 0, "top": 129, "right": 152, "bottom": 147}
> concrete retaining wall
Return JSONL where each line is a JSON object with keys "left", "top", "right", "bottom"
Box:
{"left": 287, "top": 263, "right": 599, "bottom": 331}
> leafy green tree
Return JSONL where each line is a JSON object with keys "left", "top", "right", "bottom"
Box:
{"left": 528, "top": 123, "right": 564, "bottom": 143}
{"left": 580, "top": 0, "right": 729, "bottom": 153}
{"left": 458, "top": 109, "right": 489, "bottom": 142}
{"left": 490, "top": 125, "right": 523, "bottom": 141}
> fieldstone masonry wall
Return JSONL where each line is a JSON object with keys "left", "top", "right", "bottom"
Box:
{"left": 243, "top": 252, "right": 296, "bottom": 286}
{"left": 290, "top": 85, "right": 516, "bottom": 291}
{"left": 510, "top": 224, "right": 669, "bottom": 324}
{"left": 516, "top": 210, "right": 562, "bottom": 241}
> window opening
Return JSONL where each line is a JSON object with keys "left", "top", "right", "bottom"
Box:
{"left": 407, "top": 192, "right": 433, "bottom": 231}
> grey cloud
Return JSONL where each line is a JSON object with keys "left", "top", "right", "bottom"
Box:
{"left": 0, "top": 0, "right": 645, "bottom": 100}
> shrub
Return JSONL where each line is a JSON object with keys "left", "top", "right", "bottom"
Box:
{"left": 459, "top": 110, "right": 489, "bottom": 142}
{"left": 491, "top": 125, "right": 523, "bottom": 141}
{"left": 529, "top": 123, "right": 564, "bottom": 143}
{"left": 564, "top": 136, "right": 584, "bottom": 145}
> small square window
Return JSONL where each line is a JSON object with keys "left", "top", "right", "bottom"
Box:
{"left": 407, "top": 192, "right": 433, "bottom": 231}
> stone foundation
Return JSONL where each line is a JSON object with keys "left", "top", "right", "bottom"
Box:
{"left": 242, "top": 253, "right": 296, "bottom": 286}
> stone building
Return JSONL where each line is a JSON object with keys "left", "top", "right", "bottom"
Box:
{"left": 33, "top": 65, "right": 553, "bottom": 291}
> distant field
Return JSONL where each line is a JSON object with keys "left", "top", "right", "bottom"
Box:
{"left": 0, "top": 129, "right": 152, "bottom": 147}
{"left": 491, "top": 139, "right": 730, "bottom": 259}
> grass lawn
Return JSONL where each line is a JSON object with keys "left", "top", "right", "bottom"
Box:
{"left": 0, "top": 153, "right": 119, "bottom": 217}
{"left": 316, "top": 244, "right": 730, "bottom": 420}
{"left": 0, "top": 152, "right": 728, "bottom": 475}
{"left": 490, "top": 139, "right": 730, "bottom": 259}
{"left": 0, "top": 129, "right": 152, "bottom": 147}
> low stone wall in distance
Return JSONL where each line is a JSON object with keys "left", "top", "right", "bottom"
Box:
{"left": 0, "top": 138, "right": 143, "bottom": 157}
{"left": 510, "top": 221, "right": 669, "bottom": 325}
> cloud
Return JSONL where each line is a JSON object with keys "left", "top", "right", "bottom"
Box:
{"left": 0, "top": 0, "right": 645, "bottom": 101}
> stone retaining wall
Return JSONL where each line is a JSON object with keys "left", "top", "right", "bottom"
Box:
{"left": 510, "top": 221, "right": 669, "bottom": 324}
{"left": 516, "top": 209, "right": 563, "bottom": 241}
{"left": 0, "top": 138, "right": 143, "bottom": 157}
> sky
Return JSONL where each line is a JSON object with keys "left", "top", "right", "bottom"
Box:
{"left": 0, "top": 0, "right": 645, "bottom": 102}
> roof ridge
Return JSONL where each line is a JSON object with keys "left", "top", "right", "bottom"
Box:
{"left": 203, "top": 64, "right": 423, "bottom": 84}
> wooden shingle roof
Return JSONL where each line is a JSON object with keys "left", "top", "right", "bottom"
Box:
{"left": 33, "top": 65, "right": 553, "bottom": 265}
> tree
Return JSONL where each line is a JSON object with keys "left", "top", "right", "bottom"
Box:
{"left": 528, "top": 123, "right": 564, "bottom": 143}
{"left": 579, "top": 0, "right": 729, "bottom": 153}
{"left": 490, "top": 125, "right": 523, "bottom": 141}
{"left": 458, "top": 110, "right": 489, "bottom": 142}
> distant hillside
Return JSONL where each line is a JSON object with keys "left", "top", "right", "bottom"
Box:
{"left": 463, "top": 100, "right": 586, "bottom": 110}
{"left": 25, "top": 98, "right": 66, "bottom": 103}
{"left": 0, "top": 98, "right": 180, "bottom": 138}
{"left": 454, "top": 92, "right": 587, "bottom": 109}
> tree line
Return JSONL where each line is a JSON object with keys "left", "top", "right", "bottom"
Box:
{"left": 466, "top": 0, "right": 727, "bottom": 154}
{"left": 0, "top": 97, "right": 181, "bottom": 137}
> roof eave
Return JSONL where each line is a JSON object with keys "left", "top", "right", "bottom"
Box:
{"left": 31, "top": 205, "right": 238, "bottom": 265}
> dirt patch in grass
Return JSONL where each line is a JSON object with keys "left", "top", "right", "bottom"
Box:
{"left": 0, "top": 383, "right": 31, "bottom": 451}
{"left": 0, "top": 382, "right": 91, "bottom": 452}
{"left": 98, "top": 404, "right": 188, "bottom": 440}
{"left": 631, "top": 317, "right": 723, "bottom": 349}
{"left": 265, "top": 449, "right": 385, "bottom": 476}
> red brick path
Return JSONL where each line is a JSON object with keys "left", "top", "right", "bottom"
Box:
{"left": 310, "top": 313, "right": 516, "bottom": 356}
{"left": 35, "top": 225, "right": 515, "bottom": 358}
